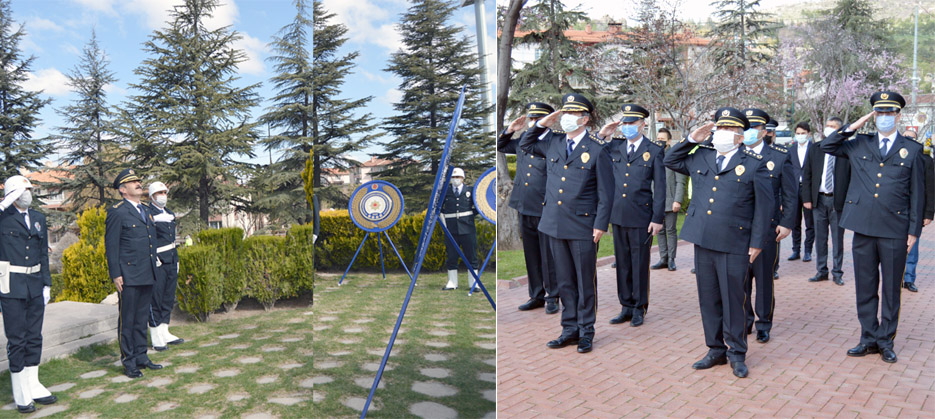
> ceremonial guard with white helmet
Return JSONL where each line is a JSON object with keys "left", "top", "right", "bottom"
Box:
{"left": 146, "top": 182, "right": 184, "bottom": 350}
{"left": 440, "top": 167, "right": 479, "bottom": 290}
{"left": 0, "top": 176, "right": 57, "bottom": 413}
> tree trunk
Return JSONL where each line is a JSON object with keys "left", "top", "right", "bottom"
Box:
{"left": 495, "top": 0, "right": 524, "bottom": 250}
{"left": 199, "top": 175, "right": 210, "bottom": 225}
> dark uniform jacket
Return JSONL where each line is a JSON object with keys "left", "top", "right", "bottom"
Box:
{"left": 520, "top": 125, "right": 613, "bottom": 240}
{"left": 922, "top": 153, "right": 935, "bottom": 221}
{"left": 105, "top": 199, "right": 159, "bottom": 286}
{"left": 441, "top": 184, "right": 477, "bottom": 236}
{"left": 146, "top": 204, "right": 178, "bottom": 264}
{"left": 606, "top": 135, "right": 666, "bottom": 227}
{"left": 0, "top": 206, "right": 50, "bottom": 299}
{"left": 802, "top": 142, "right": 852, "bottom": 212}
{"left": 821, "top": 129, "right": 925, "bottom": 239}
{"left": 499, "top": 128, "right": 549, "bottom": 217}
{"left": 664, "top": 139, "right": 775, "bottom": 254}
{"left": 757, "top": 143, "right": 798, "bottom": 229}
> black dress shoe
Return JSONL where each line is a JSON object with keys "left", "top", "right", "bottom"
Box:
{"left": 846, "top": 343, "right": 879, "bottom": 357}
{"left": 546, "top": 335, "right": 579, "bottom": 349}
{"left": 154, "top": 345, "right": 168, "bottom": 352}
{"left": 904, "top": 282, "right": 918, "bottom": 292}
{"left": 668, "top": 262, "right": 677, "bottom": 271}
{"left": 746, "top": 324, "right": 753, "bottom": 335}
{"left": 545, "top": 299, "right": 559, "bottom": 314}
{"left": 692, "top": 354, "right": 727, "bottom": 370}
{"left": 34, "top": 395, "right": 57, "bottom": 405}
{"left": 16, "top": 402, "right": 35, "bottom": 413}
{"left": 881, "top": 348, "right": 898, "bottom": 363}
{"left": 609, "top": 309, "right": 632, "bottom": 324}
{"left": 803, "top": 252, "right": 812, "bottom": 262}
{"left": 124, "top": 368, "right": 143, "bottom": 378}
{"left": 756, "top": 330, "right": 770, "bottom": 343}
{"left": 167, "top": 338, "right": 185, "bottom": 345}
{"left": 650, "top": 259, "right": 668, "bottom": 270}
{"left": 142, "top": 361, "right": 163, "bottom": 370}
{"left": 787, "top": 251, "right": 800, "bottom": 261}
{"left": 833, "top": 277, "right": 844, "bottom": 286}
{"left": 773, "top": 271, "right": 779, "bottom": 279}
{"left": 731, "top": 361, "right": 749, "bottom": 378}
{"left": 518, "top": 299, "right": 545, "bottom": 311}
{"left": 577, "top": 337, "right": 593, "bottom": 353}
{"left": 691, "top": 268, "right": 696, "bottom": 274}
{"left": 630, "top": 311, "right": 644, "bottom": 327}
{"left": 808, "top": 273, "right": 829, "bottom": 282}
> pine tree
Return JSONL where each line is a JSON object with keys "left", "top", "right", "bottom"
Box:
{"left": 55, "top": 30, "right": 120, "bottom": 210}
{"left": 378, "top": 0, "right": 493, "bottom": 209}
{"left": 708, "top": 0, "right": 781, "bottom": 104}
{"left": 0, "top": 0, "right": 51, "bottom": 180}
{"left": 123, "top": 0, "right": 260, "bottom": 226}
{"left": 259, "top": 0, "right": 379, "bottom": 224}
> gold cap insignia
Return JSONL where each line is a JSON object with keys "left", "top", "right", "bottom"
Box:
{"left": 567, "top": 95, "right": 573, "bottom": 101}
{"left": 642, "top": 151, "right": 651, "bottom": 161}
{"left": 530, "top": 104, "right": 536, "bottom": 109}
{"left": 625, "top": 106, "right": 631, "bottom": 111}
{"left": 128, "top": 169, "right": 135, "bottom": 175}
{"left": 581, "top": 152, "right": 590, "bottom": 163}
{"left": 735, "top": 165, "right": 745, "bottom": 176}
{"left": 899, "top": 147, "right": 908, "bottom": 159}
{"left": 746, "top": 110, "right": 753, "bottom": 116}
{"left": 767, "top": 161, "right": 775, "bottom": 171}
{"left": 722, "top": 110, "right": 730, "bottom": 116}
{"left": 881, "top": 93, "right": 889, "bottom": 100}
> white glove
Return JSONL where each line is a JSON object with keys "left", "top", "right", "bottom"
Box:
{"left": 313, "top": 234, "right": 318, "bottom": 244}
{"left": 0, "top": 188, "right": 25, "bottom": 211}
{"left": 153, "top": 212, "right": 175, "bottom": 223}
{"left": 43, "top": 286, "right": 50, "bottom": 305}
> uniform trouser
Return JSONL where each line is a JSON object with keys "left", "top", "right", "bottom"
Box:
{"left": 549, "top": 236, "right": 597, "bottom": 338}
{"left": 119, "top": 285, "right": 153, "bottom": 369}
{"left": 0, "top": 293, "right": 45, "bottom": 373}
{"left": 745, "top": 229, "right": 777, "bottom": 332}
{"left": 613, "top": 225, "right": 651, "bottom": 314}
{"left": 520, "top": 214, "right": 557, "bottom": 302}
{"left": 657, "top": 211, "right": 679, "bottom": 262}
{"left": 904, "top": 234, "right": 921, "bottom": 283}
{"left": 813, "top": 196, "right": 845, "bottom": 279}
{"left": 149, "top": 261, "right": 179, "bottom": 327}
{"left": 445, "top": 232, "right": 478, "bottom": 271}
{"left": 694, "top": 245, "right": 749, "bottom": 362}
{"left": 852, "top": 233, "right": 904, "bottom": 350}
{"left": 791, "top": 186, "right": 815, "bottom": 253}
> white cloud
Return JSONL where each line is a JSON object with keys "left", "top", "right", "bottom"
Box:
{"left": 120, "top": 0, "right": 239, "bottom": 31}
{"left": 103, "top": 83, "right": 128, "bottom": 95}
{"left": 321, "top": 0, "right": 403, "bottom": 52}
{"left": 23, "top": 68, "right": 72, "bottom": 96}
{"left": 25, "top": 17, "right": 64, "bottom": 33}
{"left": 383, "top": 88, "right": 402, "bottom": 105}
{"left": 70, "top": 0, "right": 117, "bottom": 14}
{"left": 233, "top": 33, "right": 267, "bottom": 76}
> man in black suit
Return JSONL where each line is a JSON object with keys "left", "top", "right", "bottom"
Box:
{"left": 788, "top": 122, "right": 815, "bottom": 262}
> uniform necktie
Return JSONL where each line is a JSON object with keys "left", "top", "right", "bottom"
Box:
{"left": 567, "top": 138, "right": 574, "bottom": 158}
{"left": 716, "top": 155, "right": 725, "bottom": 171}
{"left": 137, "top": 204, "right": 146, "bottom": 221}
{"left": 23, "top": 212, "right": 30, "bottom": 232}
{"left": 880, "top": 137, "right": 889, "bottom": 158}
{"left": 824, "top": 155, "right": 835, "bottom": 192}
{"left": 628, "top": 143, "right": 635, "bottom": 160}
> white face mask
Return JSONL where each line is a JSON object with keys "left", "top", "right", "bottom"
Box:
{"left": 823, "top": 127, "right": 836, "bottom": 138}
{"left": 15, "top": 189, "right": 32, "bottom": 208}
{"left": 451, "top": 178, "right": 463, "bottom": 188}
{"left": 711, "top": 130, "right": 739, "bottom": 153}
{"left": 560, "top": 114, "right": 582, "bottom": 132}
{"left": 153, "top": 194, "right": 168, "bottom": 207}
{"left": 794, "top": 134, "right": 809, "bottom": 144}
{"left": 527, "top": 120, "right": 535, "bottom": 129}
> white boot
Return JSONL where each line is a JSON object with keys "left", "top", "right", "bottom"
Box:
{"left": 161, "top": 323, "right": 184, "bottom": 344}
{"left": 24, "top": 366, "right": 56, "bottom": 404}
{"left": 442, "top": 270, "right": 458, "bottom": 290}
{"left": 150, "top": 326, "right": 167, "bottom": 350}
{"left": 11, "top": 371, "right": 34, "bottom": 412}
{"left": 468, "top": 273, "right": 477, "bottom": 291}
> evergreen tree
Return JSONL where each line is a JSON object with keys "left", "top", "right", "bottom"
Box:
{"left": 55, "top": 30, "right": 120, "bottom": 210}
{"left": 123, "top": 0, "right": 260, "bottom": 226}
{"left": 378, "top": 0, "right": 493, "bottom": 209}
{"left": 0, "top": 0, "right": 51, "bottom": 180}
{"left": 708, "top": 0, "right": 777, "bottom": 67}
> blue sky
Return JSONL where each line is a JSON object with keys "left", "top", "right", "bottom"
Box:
{"left": 10, "top": 0, "right": 496, "bottom": 165}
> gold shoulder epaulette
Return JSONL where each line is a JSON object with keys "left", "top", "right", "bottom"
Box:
{"left": 112, "top": 201, "right": 123, "bottom": 209}
{"left": 769, "top": 144, "right": 788, "bottom": 153}
{"left": 697, "top": 143, "right": 714, "bottom": 149}
{"left": 552, "top": 129, "right": 566, "bottom": 134}
{"left": 647, "top": 138, "right": 664, "bottom": 148}
{"left": 744, "top": 149, "right": 763, "bottom": 160}
{"left": 589, "top": 133, "right": 608, "bottom": 145}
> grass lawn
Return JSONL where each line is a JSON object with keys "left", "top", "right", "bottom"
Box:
{"left": 312, "top": 272, "right": 496, "bottom": 418}
{"left": 497, "top": 212, "right": 686, "bottom": 280}
{"left": 0, "top": 303, "right": 315, "bottom": 417}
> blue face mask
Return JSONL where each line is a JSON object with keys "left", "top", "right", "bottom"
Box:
{"left": 742, "top": 128, "right": 761, "bottom": 146}
{"left": 619, "top": 123, "right": 640, "bottom": 139}
{"left": 876, "top": 114, "right": 896, "bottom": 132}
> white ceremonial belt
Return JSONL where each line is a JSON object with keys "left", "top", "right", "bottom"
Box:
{"left": 8, "top": 264, "right": 41, "bottom": 274}
{"left": 156, "top": 243, "right": 176, "bottom": 254}
{"left": 442, "top": 211, "right": 473, "bottom": 219}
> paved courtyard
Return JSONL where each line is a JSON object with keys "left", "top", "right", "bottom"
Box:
{"left": 497, "top": 231, "right": 934, "bottom": 417}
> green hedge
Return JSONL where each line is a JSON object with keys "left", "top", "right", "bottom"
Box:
{"left": 177, "top": 244, "right": 223, "bottom": 322}
{"left": 59, "top": 206, "right": 114, "bottom": 303}
{"left": 196, "top": 228, "right": 246, "bottom": 308}
{"left": 315, "top": 210, "right": 495, "bottom": 272}
{"left": 243, "top": 236, "right": 288, "bottom": 310}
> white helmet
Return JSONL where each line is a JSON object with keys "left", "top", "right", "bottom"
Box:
{"left": 4, "top": 176, "right": 33, "bottom": 196}
{"left": 148, "top": 181, "right": 169, "bottom": 197}
{"left": 451, "top": 167, "right": 465, "bottom": 178}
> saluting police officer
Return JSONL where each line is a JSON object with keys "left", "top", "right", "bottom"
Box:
{"left": 499, "top": 102, "right": 560, "bottom": 314}
{"left": 664, "top": 108, "right": 774, "bottom": 378}
{"left": 105, "top": 169, "right": 164, "bottom": 378}
{"left": 741, "top": 109, "right": 796, "bottom": 344}
{"left": 146, "top": 182, "right": 184, "bottom": 351}
{"left": 0, "top": 176, "right": 57, "bottom": 413}
{"left": 520, "top": 93, "right": 613, "bottom": 354}
{"left": 821, "top": 91, "right": 925, "bottom": 363}
{"left": 597, "top": 104, "right": 666, "bottom": 327}
{"left": 440, "top": 168, "right": 479, "bottom": 291}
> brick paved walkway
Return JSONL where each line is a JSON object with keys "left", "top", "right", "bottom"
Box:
{"left": 497, "top": 230, "right": 934, "bottom": 417}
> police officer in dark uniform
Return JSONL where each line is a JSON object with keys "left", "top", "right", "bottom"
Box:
{"left": 499, "top": 102, "right": 560, "bottom": 313}
{"left": 597, "top": 104, "right": 666, "bottom": 327}
{"left": 520, "top": 93, "right": 613, "bottom": 354}
{"left": 440, "top": 167, "right": 479, "bottom": 290}
{"left": 105, "top": 169, "right": 164, "bottom": 378}
{"left": 664, "top": 107, "right": 774, "bottom": 378}
{"left": 821, "top": 91, "right": 924, "bottom": 363}
{"left": 740, "top": 109, "right": 796, "bottom": 344}
{"left": 0, "top": 176, "right": 57, "bottom": 413}
{"left": 146, "top": 182, "right": 183, "bottom": 350}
